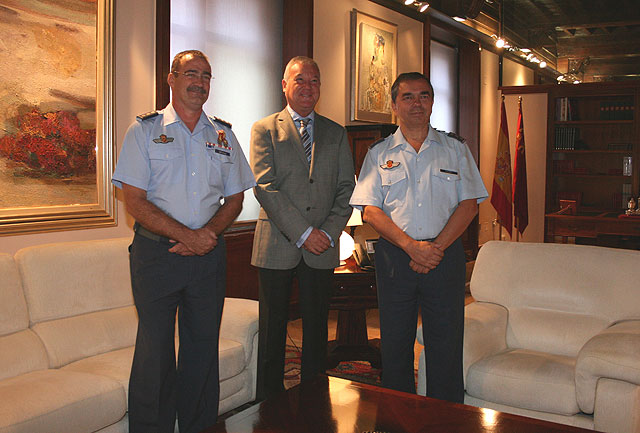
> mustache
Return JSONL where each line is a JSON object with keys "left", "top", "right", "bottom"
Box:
{"left": 187, "top": 85, "right": 207, "bottom": 94}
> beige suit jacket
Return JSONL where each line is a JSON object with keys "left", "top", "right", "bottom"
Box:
{"left": 250, "top": 109, "right": 355, "bottom": 270}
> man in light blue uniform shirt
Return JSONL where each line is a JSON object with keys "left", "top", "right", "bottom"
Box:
{"left": 112, "top": 50, "right": 255, "bottom": 433}
{"left": 350, "top": 72, "right": 487, "bottom": 403}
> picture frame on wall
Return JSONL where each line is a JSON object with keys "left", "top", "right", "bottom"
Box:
{"left": 0, "top": 0, "right": 116, "bottom": 236}
{"left": 350, "top": 9, "right": 398, "bottom": 123}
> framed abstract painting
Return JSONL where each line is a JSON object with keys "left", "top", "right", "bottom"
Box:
{"left": 350, "top": 9, "right": 397, "bottom": 123}
{"left": 0, "top": 0, "right": 115, "bottom": 235}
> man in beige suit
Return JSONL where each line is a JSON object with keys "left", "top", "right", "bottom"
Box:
{"left": 250, "top": 56, "right": 355, "bottom": 399}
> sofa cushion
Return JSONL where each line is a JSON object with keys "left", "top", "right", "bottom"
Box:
{"left": 0, "top": 369, "right": 126, "bottom": 433}
{"left": 0, "top": 254, "right": 27, "bottom": 336}
{"left": 219, "top": 338, "right": 246, "bottom": 381}
{"left": 0, "top": 253, "right": 49, "bottom": 381}
{"left": 32, "top": 306, "right": 137, "bottom": 368}
{"left": 466, "top": 348, "right": 580, "bottom": 416}
{"left": 0, "top": 330, "right": 49, "bottom": 382}
{"left": 16, "top": 237, "right": 133, "bottom": 325}
{"left": 62, "top": 346, "right": 135, "bottom": 399}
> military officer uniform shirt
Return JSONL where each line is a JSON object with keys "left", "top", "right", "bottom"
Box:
{"left": 113, "top": 102, "right": 255, "bottom": 228}
{"left": 350, "top": 125, "right": 488, "bottom": 238}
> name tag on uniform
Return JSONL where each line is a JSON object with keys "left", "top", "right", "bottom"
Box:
{"left": 440, "top": 169, "right": 458, "bottom": 175}
{"left": 206, "top": 141, "right": 232, "bottom": 156}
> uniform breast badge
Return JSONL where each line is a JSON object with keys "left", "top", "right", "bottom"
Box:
{"left": 152, "top": 134, "right": 174, "bottom": 143}
{"left": 380, "top": 160, "right": 400, "bottom": 169}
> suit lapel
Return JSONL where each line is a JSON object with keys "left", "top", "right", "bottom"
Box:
{"left": 277, "top": 109, "right": 309, "bottom": 168}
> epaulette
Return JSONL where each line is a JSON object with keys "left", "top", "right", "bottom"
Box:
{"left": 369, "top": 137, "right": 386, "bottom": 149}
{"left": 214, "top": 116, "right": 232, "bottom": 128}
{"left": 136, "top": 111, "right": 159, "bottom": 122}
{"left": 446, "top": 131, "right": 466, "bottom": 143}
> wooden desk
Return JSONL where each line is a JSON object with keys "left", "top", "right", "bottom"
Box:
{"left": 205, "top": 376, "right": 598, "bottom": 433}
{"left": 545, "top": 213, "right": 640, "bottom": 249}
{"left": 326, "top": 257, "right": 380, "bottom": 369}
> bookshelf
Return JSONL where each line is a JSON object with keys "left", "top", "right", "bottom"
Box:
{"left": 544, "top": 81, "right": 640, "bottom": 249}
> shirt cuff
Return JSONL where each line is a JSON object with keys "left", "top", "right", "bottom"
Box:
{"left": 296, "top": 226, "right": 313, "bottom": 248}
{"left": 320, "top": 229, "right": 335, "bottom": 247}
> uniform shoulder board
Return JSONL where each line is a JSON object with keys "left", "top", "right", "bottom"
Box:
{"left": 214, "top": 116, "right": 232, "bottom": 128}
{"left": 446, "top": 131, "right": 466, "bottom": 143}
{"left": 136, "top": 111, "right": 159, "bottom": 122}
{"left": 369, "top": 137, "right": 386, "bottom": 149}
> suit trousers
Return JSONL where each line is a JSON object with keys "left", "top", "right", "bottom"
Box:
{"left": 375, "top": 237, "right": 465, "bottom": 403}
{"left": 256, "top": 259, "right": 334, "bottom": 400}
{"left": 128, "top": 234, "right": 226, "bottom": 433}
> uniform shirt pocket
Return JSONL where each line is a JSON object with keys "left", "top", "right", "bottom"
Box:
{"left": 431, "top": 167, "right": 460, "bottom": 210}
{"left": 148, "top": 145, "right": 183, "bottom": 184}
{"left": 380, "top": 168, "right": 407, "bottom": 207}
{"left": 206, "top": 148, "right": 233, "bottom": 187}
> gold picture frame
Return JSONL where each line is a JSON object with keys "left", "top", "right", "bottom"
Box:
{"left": 350, "top": 9, "right": 398, "bottom": 123}
{"left": 0, "top": 0, "right": 116, "bottom": 236}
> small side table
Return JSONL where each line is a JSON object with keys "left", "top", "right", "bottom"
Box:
{"left": 326, "top": 257, "right": 381, "bottom": 369}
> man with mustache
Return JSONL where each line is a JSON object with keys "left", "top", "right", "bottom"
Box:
{"left": 350, "top": 72, "right": 487, "bottom": 402}
{"left": 112, "top": 50, "right": 255, "bottom": 433}
{"left": 250, "top": 56, "right": 355, "bottom": 399}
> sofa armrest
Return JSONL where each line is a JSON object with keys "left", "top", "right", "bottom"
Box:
{"left": 463, "top": 301, "right": 508, "bottom": 382}
{"left": 220, "top": 298, "right": 259, "bottom": 364}
{"left": 576, "top": 320, "right": 640, "bottom": 414}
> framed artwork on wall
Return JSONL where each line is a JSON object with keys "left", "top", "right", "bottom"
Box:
{"left": 350, "top": 9, "right": 397, "bottom": 123}
{"left": 0, "top": 0, "right": 116, "bottom": 236}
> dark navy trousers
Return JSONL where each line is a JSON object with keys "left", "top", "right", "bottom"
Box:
{"left": 375, "top": 237, "right": 465, "bottom": 403}
{"left": 128, "top": 233, "right": 226, "bottom": 433}
{"left": 256, "top": 259, "right": 333, "bottom": 400}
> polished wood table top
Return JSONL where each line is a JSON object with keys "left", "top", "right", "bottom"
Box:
{"left": 204, "top": 376, "right": 597, "bottom": 433}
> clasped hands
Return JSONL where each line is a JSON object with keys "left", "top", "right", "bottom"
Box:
{"left": 168, "top": 227, "right": 218, "bottom": 256}
{"left": 407, "top": 240, "right": 444, "bottom": 274}
{"left": 302, "top": 228, "right": 331, "bottom": 255}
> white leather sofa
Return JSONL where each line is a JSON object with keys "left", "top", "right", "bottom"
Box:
{"left": 0, "top": 237, "right": 259, "bottom": 433}
{"left": 417, "top": 240, "right": 640, "bottom": 432}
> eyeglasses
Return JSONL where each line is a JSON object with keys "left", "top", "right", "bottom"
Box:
{"left": 172, "top": 71, "right": 213, "bottom": 81}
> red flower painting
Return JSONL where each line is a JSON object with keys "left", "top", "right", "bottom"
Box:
{"left": 0, "top": 109, "right": 96, "bottom": 178}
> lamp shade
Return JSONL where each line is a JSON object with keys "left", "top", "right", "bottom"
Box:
{"left": 339, "top": 231, "right": 355, "bottom": 261}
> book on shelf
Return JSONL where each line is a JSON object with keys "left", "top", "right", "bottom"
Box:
{"left": 554, "top": 126, "right": 579, "bottom": 150}
{"left": 555, "top": 97, "right": 579, "bottom": 121}
{"left": 607, "top": 143, "right": 633, "bottom": 151}
{"left": 599, "top": 100, "right": 635, "bottom": 120}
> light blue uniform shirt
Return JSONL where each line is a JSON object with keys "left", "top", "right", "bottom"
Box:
{"left": 350, "top": 125, "right": 488, "bottom": 240}
{"left": 112, "top": 103, "right": 256, "bottom": 229}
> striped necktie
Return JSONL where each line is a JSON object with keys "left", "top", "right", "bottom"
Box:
{"left": 298, "top": 118, "right": 312, "bottom": 163}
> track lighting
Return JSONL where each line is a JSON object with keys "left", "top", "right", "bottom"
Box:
{"left": 404, "top": 1, "right": 430, "bottom": 13}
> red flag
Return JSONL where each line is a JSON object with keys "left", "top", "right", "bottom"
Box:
{"left": 491, "top": 98, "right": 513, "bottom": 237}
{"left": 513, "top": 97, "right": 529, "bottom": 235}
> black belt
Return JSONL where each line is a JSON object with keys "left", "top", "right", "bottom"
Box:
{"left": 133, "top": 222, "right": 172, "bottom": 245}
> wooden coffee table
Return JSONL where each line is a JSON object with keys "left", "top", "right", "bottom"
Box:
{"left": 203, "top": 376, "right": 598, "bottom": 433}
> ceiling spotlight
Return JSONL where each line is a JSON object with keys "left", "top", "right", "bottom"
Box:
{"left": 540, "top": 61, "right": 547, "bottom": 68}
{"left": 453, "top": 16, "right": 466, "bottom": 22}
{"left": 404, "top": 0, "right": 415, "bottom": 5}
{"left": 419, "top": 3, "right": 430, "bottom": 12}
{"left": 573, "top": 80, "right": 581, "bottom": 84}
{"left": 495, "top": 38, "right": 505, "bottom": 48}
{"left": 520, "top": 48, "right": 531, "bottom": 53}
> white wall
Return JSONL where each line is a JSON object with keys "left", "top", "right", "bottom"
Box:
{"left": 313, "top": 0, "right": 423, "bottom": 125}
{"left": 1, "top": 0, "right": 156, "bottom": 254}
{"left": 478, "top": 50, "right": 546, "bottom": 244}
